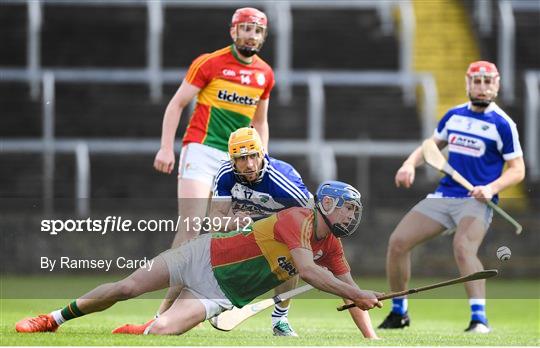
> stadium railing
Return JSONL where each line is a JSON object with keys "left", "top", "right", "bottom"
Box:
{"left": 3, "top": 0, "right": 414, "bottom": 105}
{"left": 1, "top": 69, "right": 436, "bottom": 213}
{"left": 474, "top": 0, "right": 540, "bottom": 104}
{"left": 524, "top": 70, "right": 540, "bottom": 181}
{"left": 496, "top": 0, "right": 540, "bottom": 104}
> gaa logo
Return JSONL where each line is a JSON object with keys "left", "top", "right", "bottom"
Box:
{"left": 222, "top": 69, "right": 236, "bottom": 77}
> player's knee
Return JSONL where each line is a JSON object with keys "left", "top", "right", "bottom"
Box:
{"left": 148, "top": 318, "right": 186, "bottom": 335}
{"left": 452, "top": 239, "right": 475, "bottom": 263}
{"left": 147, "top": 319, "right": 168, "bottom": 335}
{"left": 388, "top": 234, "right": 410, "bottom": 255}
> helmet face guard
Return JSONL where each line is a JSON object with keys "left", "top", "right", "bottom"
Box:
{"left": 465, "top": 61, "right": 500, "bottom": 107}
{"left": 316, "top": 181, "right": 363, "bottom": 238}
{"left": 231, "top": 7, "right": 268, "bottom": 57}
{"left": 228, "top": 127, "right": 266, "bottom": 184}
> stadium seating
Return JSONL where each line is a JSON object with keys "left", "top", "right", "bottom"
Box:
{"left": 1, "top": 2, "right": 420, "bottom": 202}
{"left": 2, "top": 1, "right": 537, "bottom": 277}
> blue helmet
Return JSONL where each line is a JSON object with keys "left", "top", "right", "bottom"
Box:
{"left": 315, "top": 180, "right": 363, "bottom": 238}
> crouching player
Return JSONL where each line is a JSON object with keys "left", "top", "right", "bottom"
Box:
{"left": 210, "top": 127, "right": 313, "bottom": 336}
{"left": 16, "top": 181, "right": 381, "bottom": 339}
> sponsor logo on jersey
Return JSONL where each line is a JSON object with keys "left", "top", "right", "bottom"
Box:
{"left": 256, "top": 73, "right": 265, "bottom": 86}
{"left": 448, "top": 133, "right": 485, "bottom": 157}
{"left": 222, "top": 69, "right": 236, "bottom": 77}
{"left": 239, "top": 70, "right": 254, "bottom": 75}
{"left": 277, "top": 256, "right": 298, "bottom": 276}
{"left": 217, "top": 90, "right": 259, "bottom": 106}
{"left": 232, "top": 201, "right": 266, "bottom": 216}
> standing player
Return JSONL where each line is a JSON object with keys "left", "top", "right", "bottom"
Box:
{"left": 16, "top": 181, "right": 381, "bottom": 340}
{"left": 211, "top": 127, "right": 312, "bottom": 336}
{"left": 152, "top": 7, "right": 274, "bottom": 316}
{"left": 153, "top": 7, "right": 274, "bottom": 246}
{"left": 378, "top": 61, "right": 525, "bottom": 333}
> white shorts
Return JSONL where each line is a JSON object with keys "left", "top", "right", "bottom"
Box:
{"left": 158, "top": 234, "right": 233, "bottom": 319}
{"left": 412, "top": 194, "right": 493, "bottom": 234}
{"left": 178, "top": 143, "right": 229, "bottom": 187}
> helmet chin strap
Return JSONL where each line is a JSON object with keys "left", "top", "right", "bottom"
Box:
{"left": 233, "top": 156, "right": 267, "bottom": 185}
{"left": 235, "top": 44, "right": 258, "bottom": 57}
{"left": 469, "top": 94, "right": 493, "bottom": 108}
{"left": 471, "top": 99, "right": 491, "bottom": 107}
{"left": 316, "top": 203, "right": 349, "bottom": 238}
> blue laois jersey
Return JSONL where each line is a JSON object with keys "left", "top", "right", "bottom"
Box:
{"left": 433, "top": 102, "right": 522, "bottom": 199}
{"left": 213, "top": 155, "right": 312, "bottom": 217}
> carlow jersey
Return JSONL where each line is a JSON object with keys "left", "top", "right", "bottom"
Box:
{"left": 210, "top": 207, "right": 350, "bottom": 307}
{"left": 182, "top": 45, "right": 275, "bottom": 152}
{"left": 433, "top": 102, "right": 522, "bottom": 199}
{"left": 213, "top": 155, "right": 312, "bottom": 217}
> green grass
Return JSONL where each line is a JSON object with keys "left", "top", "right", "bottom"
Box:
{"left": 1, "top": 277, "right": 539, "bottom": 346}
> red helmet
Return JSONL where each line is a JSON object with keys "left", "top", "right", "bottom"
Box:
{"left": 466, "top": 61, "right": 499, "bottom": 78}
{"left": 230, "top": 8, "right": 268, "bottom": 57}
{"left": 466, "top": 61, "right": 500, "bottom": 107}
{"left": 231, "top": 7, "right": 267, "bottom": 27}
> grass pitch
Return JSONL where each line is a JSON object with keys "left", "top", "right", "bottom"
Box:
{"left": 1, "top": 277, "right": 538, "bottom": 346}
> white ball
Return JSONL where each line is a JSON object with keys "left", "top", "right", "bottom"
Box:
{"left": 496, "top": 246, "right": 511, "bottom": 261}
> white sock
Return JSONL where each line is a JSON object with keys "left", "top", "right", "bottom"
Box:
{"left": 271, "top": 304, "right": 290, "bottom": 325}
{"left": 51, "top": 310, "right": 65, "bottom": 325}
{"left": 469, "top": 298, "right": 486, "bottom": 306}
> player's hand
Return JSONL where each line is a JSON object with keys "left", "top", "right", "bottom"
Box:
{"left": 352, "top": 290, "right": 383, "bottom": 311}
{"left": 153, "top": 148, "right": 175, "bottom": 174}
{"left": 469, "top": 185, "right": 493, "bottom": 203}
{"left": 395, "top": 163, "right": 415, "bottom": 188}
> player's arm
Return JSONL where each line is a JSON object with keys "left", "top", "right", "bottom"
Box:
{"left": 290, "top": 248, "right": 380, "bottom": 311}
{"left": 251, "top": 98, "right": 269, "bottom": 150}
{"left": 470, "top": 156, "right": 526, "bottom": 202}
{"left": 395, "top": 136, "right": 447, "bottom": 188}
{"left": 209, "top": 198, "right": 252, "bottom": 232}
{"left": 208, "top": 197, "right": 235, "bottom": 231}
{"left": 153, "top": 81, "right": 201, "bottom": 174}
{"left": 336, "top": 272, "right": 379, "bottom": 339}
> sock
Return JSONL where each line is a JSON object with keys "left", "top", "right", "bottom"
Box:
{"left": 51, "top": 310, "right": 65, "bottom": 325}
{"left": 469, "top": 299, "right": 487, "bottom": 324}
{"left": 271, "top": 304, "right": 289, "bottom": 325}
{"left": 54, "top": 300, "right": 84, "bottom": 325}
{"left": 391, "top": 297, "right": 408, "bottom": 315}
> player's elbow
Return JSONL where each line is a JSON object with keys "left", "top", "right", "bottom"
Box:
{"left": 509, "top": 157, "right": 526, "bottom": 183}
{"left": 516, "top": 166, "right": 526, "bottom": 183}
{"left": 297, "top": 265, "right": 319, "bottom": 283}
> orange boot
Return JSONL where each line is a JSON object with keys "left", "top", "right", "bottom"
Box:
{"left": 16, "top": 314, "right": 59, "bottom": 333}
{"left": 112, "top": 319, "right": 155, "bottom": 335}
